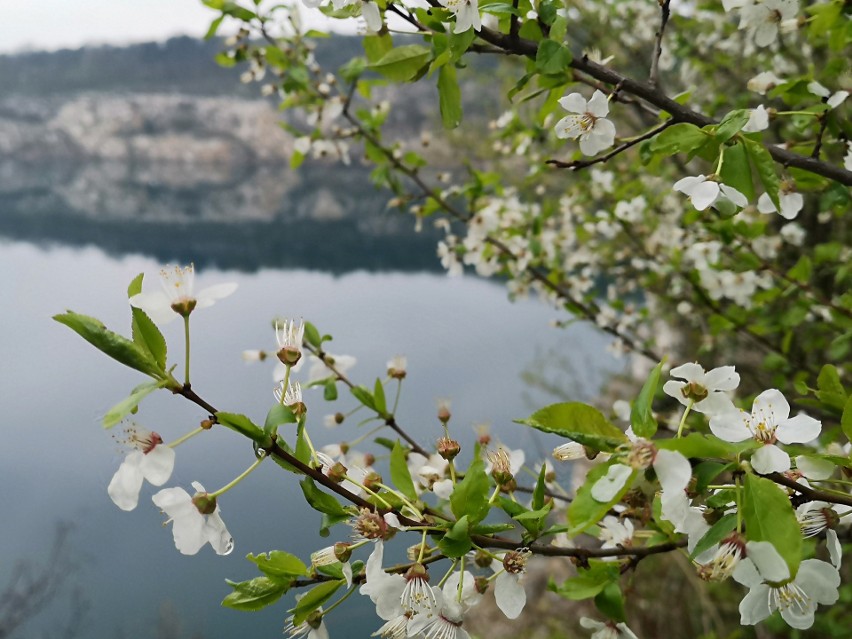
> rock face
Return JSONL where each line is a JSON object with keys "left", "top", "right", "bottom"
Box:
{"left": 0, "top": 93, "right": 294, "bottom": 165}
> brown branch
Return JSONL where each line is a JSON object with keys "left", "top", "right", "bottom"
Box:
{"left": 649, "top": 0, "right": 671, "bottom": 88}
{"left": 546, "top": 121, "right": 673, "bottom": 170}
{"left": 766, "top": 472, "right": 852, "bottom": 508}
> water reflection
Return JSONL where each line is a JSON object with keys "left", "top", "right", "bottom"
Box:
{"left": 0, "top": 159, "right": 442, "bottom": 272}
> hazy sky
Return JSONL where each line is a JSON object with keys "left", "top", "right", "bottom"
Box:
{"left": 0, "top": 1, "right": 240, "bottom": 53}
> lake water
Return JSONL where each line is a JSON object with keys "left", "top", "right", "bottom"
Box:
{"left": 0, "top": 161, "right": 623, "bottom": 638}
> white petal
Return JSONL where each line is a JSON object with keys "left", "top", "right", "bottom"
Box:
{"left": 654, "top": 449, "right": 692, "bottom": 494}
{"left": 796, "top": 559, "right": 840, "bottom": 604}
{"left": 719, "top": 184, "right": 748, "bottom": 207}
{"left": 590, "top": 464, "right": 632, "bottom": 502}
{"left": 746, "top": 541, "right": 790, "bottom": 582}
{"left": 343, "top": 562, "right": 354, "bottom": 588}
{"left": 827, "top": 90, "right": 849, "bottom": 109}
{"left": 586, "top": 90, "right": 610, "bottom": 118}
{"left": 751, "top": 443, "right": 791, "bottom": 474}
{"left": 195, "top": 282, "right": 238, "bottom": 309}
{"left": 732, "top": 557, "right": 763, "bottom": 588}
{"left": 663, "top": 380, "right": 689, "bottom": 406}
{"left": 361, "top": 1, "right": 382, "bottom": 32}
{"left": 494, "top": 572, "right": 526, "bottom": 619}
{"left": 204, "top": 510, "right": 234, "bottom": 555}
{"left": 794, "top": 455, "right": 834, "bottom": 480}
{"left": 129, "top": 291, "right": 178, "bottom": 324}
{"left": 558, "top": 93, "right": 587, "bottom": 114}
{"left": 739, "top": 584, "right": 772, "bottom": 625}
{"left": 775, "top": 413, "right": 821, "bottom": 444}
{"left": 690, "top": 181, "right": 721, "bottom": 211}
{"left": 752, "top": 389, "right": 790, "bottom": 424}
{"left": 757, "top": 192, "right": 777, "bottom": 214}
{"left": 140, "top": 445, "right": 176, "bottom": 486}
{"left": 827, "top": 529, "right": 842, "bottom": 569}
{"left": 673, "top": 175, "right": 705, "bottom": 196}
{"left": 703, "top": 366, "right": 740, "bottom": 391}
{"left": 709, "top": 411, "right": 752, "bottom": 442}
{"left": 108, "top": 452, "right": 145, "bottom": 511}
{"left": 671, "top": 362, "right": 707, "bottom": 383}
{"left": 694, "top": 393, "right": 736, "bottom": 417}
{"left": 432, "top": 478, "right": 454, "bottom": 499}
{"left": 808, "top": 81, "right": 830, "bottom": 98}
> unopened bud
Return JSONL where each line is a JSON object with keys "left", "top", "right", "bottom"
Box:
{"left": 363, "top": 453, "right": 376, "bottom": 467}
{"left": 437, "top": 400, "right": 451, "bottom": 424}
{"left": 277, "top": 347, "right": 302, "bottom": 367}
{"left": 171, "top": 299, "right": 197, "bottom": 317}
{"left": 333, "top": 542, "right": 352, "bottom": 563}
{"left": 474, "top": 575, "right": 490, "bottom": 594}
{"left": 474, "top": 550, "right": 492, "bottom": 568}
{"left": 200, "top": 418, "right": 215, "bottom": 430}
{"left": 334, "top": 412, "right": 345, "bottom": 425}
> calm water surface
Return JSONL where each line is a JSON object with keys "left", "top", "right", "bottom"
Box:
{"left": 0, "top": 179, "right": 622, "bottom": 638}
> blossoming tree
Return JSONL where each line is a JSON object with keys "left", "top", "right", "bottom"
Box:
{"left": 56, "top": 0, "right": 851, "bottom": 636}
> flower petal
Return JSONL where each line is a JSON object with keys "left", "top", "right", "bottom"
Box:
{"left": 494, "top": 572, "right": 526, "bottom": 619}
{"left": 586, "top": 90, "right": 610, "bottom": 118}
{"left": 775, "top": 413, "right": 821, "bottom": 444}
{"left": 751, "top": 443, "right": 791, "bottom": 474}
{"left": 108, "top": 452, "right": 145, "bottom": 511}
{"left": 654, "top": 449, "right": 692, "bottom": 495}
{"left": 690, "top": 181, "right": 720, "bottom": 211}
{"left": 796, "top": 559, "right": 840, "bottom": 605}
{"left": 746, "top": 540, "right": 790, "bottom": 582}
{"left": 140, "top": 445, "right": 176, "bottom": 486}
{"left": 558, "top": 93, "right": 587, "bottom": 114}
{"left": 670, "top": 362, "right": 706, "bottom": 383}
{"left": 739, "top": 583, "right": 772, "bottom": 625}
{"left": 195, "top": 282, "right": 239, "bottom": 309}
{"left": 591, "top": 463, "right": 632, "bottom": 502}
{"left": 129, "top": 291, "right": 177, "bottom": 324}
{"left": 703, "top": 366, "right": 740, "bottom": 391}
{"left": 709, "top": 411, "right": 752, "bottom": 442}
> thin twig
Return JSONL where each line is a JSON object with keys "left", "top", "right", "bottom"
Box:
{"left": 649, "top": 0, "right": 671, "bottom": 88}
{"left": 546, "top": 121, "right": 673, "bottom": 170}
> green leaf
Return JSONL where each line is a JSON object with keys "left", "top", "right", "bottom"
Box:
{"left": 649, "top": 123, "right": 708, "bottom": 156}
{"left": 744, "top": 138, "right": 781, "bottom": 210}
{"left": 719, "top": 141, "right": 755, "bottom": 202}
{"left": 222, "top": 576, "right": 290, "bottom": 611}
{"left": 350, "top": 385, "right": 377, "bottom": 411}
{"left": 742, "top": 473, "right": 802, "bottom": 575}
{"left": 131, "top": 307, "right": 167, "bottom": 370}
{"left": 215, "top": 412, "right": 268, "bottom": 445}
{"left": 127, "top": 273, "right": 144, "bottom": 297}
{"left": 363, "top": 33, "right": 393, "bottom": 63}
{"left": 567, "top": 461, "right": 636, "bottom": 536}
{"left": 656, "top": 433, "right": 744, "bottom": 459}
{"left": 102, "top": 380, "right": 166, "bottom": 428}
{"left": 816, "top": 364, "right": 847, "bottom": 411}
{"left": 438, "top": 65, "right": 463, "bottom": 129}
{"left": 438, "top": 515, "right": 473, "bottom": 557}
{"left": 291, "top": 580, "right": 344, "bottom": 626}
{"left": 842, "top": 396, "right": 852, "bottom": 442}
{"left": 265, "top": 403, "right": 296, "bottom": 434}
{"left": 247, "top": 551, "right": 309, "bottom": 579}
{"left": 390, "top": 441, "right": 418, "bottom": 502}
{"left": 552, "top": 561, "right": 619, "bottom": 599}
{"left": 303, "top": 322, "right": 323, "bottom": 348}
{"left": 715, "top": 109, "right": 750, "bottom": 143}
{"left": 631, "top": 361, "right": 662, "bottom": 438}
{"left": 517, "top": 402, "right": 628, "bottom": 452}
{"left": 204, "top": 15, "right": 225, "bottom": 39}
{"left": 689, "top": 513, "right": 737, "bottom": 559}
{"left": 373, "top": 378, "right": 387, "bottom": 415}
{"left": 450, "top": 457, "right": 490, "bottom": 525}
{"left": 324, "top": 380, "right": 338, "bottom": 401}
{"left": 594, "top": 581, "right": 626, "bottom": 623}
{"left": 299, "top": 478, "right": 349, "bottom": 517}
{"left": 368, "top": 45, "right": 432, "bottom": 82}
{"left": 54, "top": 311, "right": 164, "bottom": 379}
{"left": 535, "top": 39, "right": 572, "bottom": 75}
{"left": 532, "top": 463, "right": 547, "bottom": 511}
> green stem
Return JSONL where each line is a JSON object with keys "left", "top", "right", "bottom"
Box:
{"left": 279, "top": 364, "right": 292, "bottom": 405}
{"left": 676, "top": 401, "right": 693, "bottom": 439}
{"left": 448, "top": 459, "right": 458, "bottom": 484}
{"left": 487, "top": 484, "right": 502, "bottom": 505}
{"left": 456, "top": 556, "right": 465, "bottom": 602}
{"left": 735, "top": 473, "right": 743, "bottom": 533}
{"left": 392, "top": 379, "right": 403, "bottom": 414}
{"left": 417, "top": 530, "right": 428, "bottom": 563}
{"left": 343, "top": 478, "right": 393, "bottom": 509}
{"left": 183, "top": 315, "right": 191, "bottom": 386}
{"left": 437, "top": 560, "right": 459, "bottom": 588}
{"left": 377, "top": 483, "right": 422, "bottom": 519}
{"left": 322, "top": 583, "right": 358, "bottom": 616}
{"left": 349, "top": 424, "right": 387, "bottom": 448}
{"left": 167, "top": 426, "right": 205, "bottom": 449}
{"left": 714, "top": 147, "right": 725, "bottom": 175}
{"left": 210, "top": 455, "right": 266, "bottom": 498}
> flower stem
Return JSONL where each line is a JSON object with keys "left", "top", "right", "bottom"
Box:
{"left": 167, "top": 426, "right": 205, "bottom": 449}
{"left": 448, "top": 459, "right": 458, "bottom": 484}
{"left": 417, "top": 529, "right": 428, "bottom": 563}
{"left": 377, "top": 483, "right": 422, "bottom": 519}
{"left": 488, "top": 484, "right": 502, "bottom": 505}
{"left": 210, "top": 454, "right": 266, "bottom": 498}
{"left": 279, "top": 364, "right": 292, "bottom": 405}
{"left": 456, "top": 556, "right": 465, "bottom": 602}
{"left": 392, "top": 379, "right": 402, "bottom": 414}
{"left": 676, "top": 401, "right": 694, "bottom": 439}
{"left": 322, "top": 583, "right": 358, "bottom": 616}
{"left": 343, "top": 477, "right": 393, "bottom": 509}
{"left": 183, "top": 315, "right": 191, "bottom": 386}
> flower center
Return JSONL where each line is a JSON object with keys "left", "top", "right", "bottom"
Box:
{"left": 752, "top": 420, "right": 776, "bottom": 444}
{"left": 580, "top": 112, "right": 597, "bottom": 131}
{"left": 771, "top": 582, "right": 811, "bottom": 615}
{"left": 680, "top": 381, "right": 709, "bottom": 403}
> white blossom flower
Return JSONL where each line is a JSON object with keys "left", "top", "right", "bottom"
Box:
{"left": 438, "top": 0, "right": 481, "bottom": 33}
{"left": 579, "top": 617, "right": 639, "bottom": 639}
{"left": 709, "top": 389, "right": 821, "bottom": 474}
{"left": 673, "top": 175, "right": 748, "bottom": 212}
{"left": 742, "top": 105, "right": 770, "bottom": 132}
{"left": 129, "top": 264, "right": 237, "bottom": 324}
{"left": 696, "top": 532, "right": 746, "bottom": 581}
{"left": 757, "top": 182, "right": 803, "bottom": 220}
{"left": 780, "top": 222, "right": 806, "bottom": 246}
{"left": 491, "top": 549, "right": 531, "bottom": 619}
{"left": 599, "top": 515, "right": 634, "bottom": 551}
{"left": 108, "top": 425, "right": 175, "bottom": 511}
{"left": 739, "top": 0, "right": 798, "bottom": 47}
{"left": 845, "top": 141, "right": 852, "bottom": 171}
{"left": 663, "top": 362, "right": 740, "bottom": 416}
{"left": 555, "top": 90, "right": 617, "bottom": 156}
{"left": 748, "top": 71, "right": 784, "bottom": 94}
{"left": 152, "top": 481, "right": 233, "bottom": 555}
{"left": 407, "top": 571, "right": 481, "bottom": 639}
{"left": 808, "top": 81, "right": 849, "bottom": 109}
{"left": 553, "top": 441, "right": 586, "bottom": 461}
{"left": 307, "top": 353, "right": 357, "bottom": 384}
{"left": 733, "top": 540, "right": 839, "bottom": 629}
{"left": 284, "top": 606, "right": 329, "bottom": 639}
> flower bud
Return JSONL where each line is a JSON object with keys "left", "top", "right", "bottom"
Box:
{"left": 363, "top": 471, "right": 383, "bottom": 491}
{"left": 474, "top": 575, "right": 490, "bottom": 594}
{"left": 171, "top": 299, "right": 197, "bottom": 317}
{"left": 200, "top": 418, "right": 215, "bottom": 430}
{"left": 327, "top": 462, "right": 348, "bottom": 483}
{"left": 277, "top": 347, "right": 302, "bottom": 367}
{"left": 474, "top": 550, "right": 492, "bottom": 568}
{"left": 437, "top": 400, "right": 451, "bottom": 424}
